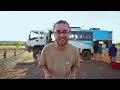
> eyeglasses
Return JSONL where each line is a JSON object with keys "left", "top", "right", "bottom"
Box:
{"left": 53, "top": 31, "right": 70, "bottom": 35}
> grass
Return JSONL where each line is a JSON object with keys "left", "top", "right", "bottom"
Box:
{"left": 116, "top": 43, "right": 120, "bottom": 49}
{"left": 0, "top": 50, "right": 25, "bottom": 68}
{"left": 0, "top": 46, "right": 25, "bottom": 50}
{"left": 0, "top": 50, "right": 33, "bottom": 79}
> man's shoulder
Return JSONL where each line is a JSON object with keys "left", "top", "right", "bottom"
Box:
{"left": 68, "top": 43, "right": 78, "bottom": 51}
{"left": 43, "top": 43, "right": 53, "bottom": 50}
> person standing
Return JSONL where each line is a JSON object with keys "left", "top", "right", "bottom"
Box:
{"left": 38, "top": 20, "right": 80, "bottom": 79}
{"left": 93, "top": 43, "right": 99, "bottom": 61}
{"left": 109, "top": 44, "right": 117, "bottom": 62}
{"left": 98, "top": 44, "right": 103, "bottom": 61}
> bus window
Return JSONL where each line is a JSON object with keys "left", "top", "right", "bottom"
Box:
{"left": 79, "top": 32, "right": 93, "bottom": 41}
{"left": 69, "top": 34, "right": 74, "bottom": 40}
{"left": 40, "top": 32, "right": 44, "bottom": 39}
{"left": 69, "top": 31, "right": 93, "bottom": 41}
{"left": 29, "top": 31, "right": 38, "bottom": 40}
{"left": 79, "top": 34, "right": 82, "bottom": 39}
{"left": 75, "top": 34, "right": 78, "bottom": 40}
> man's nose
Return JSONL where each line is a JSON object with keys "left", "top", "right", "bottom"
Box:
{"left": 59, "top": 32, "right": 64, "bottom": 37}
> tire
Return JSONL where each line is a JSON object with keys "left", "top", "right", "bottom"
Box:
{"left": 81, "top": 50, "right": 91, "bottom": 60}
{"left": 28, "top": 50, "right": 31, "bottom": 52}
{"left": 32, "top": 45, "right": 45, "bottom": 60}
{"left": 33, "top": 47, "right": 41, "bottom": 60}
{"left": 28, "top": 47, "right": 32, "bottom": 52}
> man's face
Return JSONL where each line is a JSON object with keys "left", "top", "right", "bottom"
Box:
{"left": 53, "top": 23, "right": 70, "bottom": 46}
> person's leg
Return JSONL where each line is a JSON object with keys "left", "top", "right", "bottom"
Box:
{"left": 96, "top": 53, "right": 99, "bottom": 61}
{"left": 101, "top": 54, "right": 104, "bottom": 61}
{"left": 94, "top": 53, "right": 96, "bottom": 61}
{"left": 100, "top": 54, "right": 103, "bottom": 61}
{"left": 113, "top": 56, "right": 116, "bottom": 61}
{"left": 110, "top": 56, "right": 112, "bottom": 63}
{"left": 94, "top": 53, "right": 99, "bottom": 62}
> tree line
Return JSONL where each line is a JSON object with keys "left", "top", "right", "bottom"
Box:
{"left": 0, "top": 42, "right": 25, "bottom": 46}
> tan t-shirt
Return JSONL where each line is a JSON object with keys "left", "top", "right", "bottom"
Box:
{"left": 38, "top": 42, "right": 80, "bottom": 79}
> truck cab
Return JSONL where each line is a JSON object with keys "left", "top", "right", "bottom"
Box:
{"left": 26, "top": 30, "right": 53, "bottom": 60}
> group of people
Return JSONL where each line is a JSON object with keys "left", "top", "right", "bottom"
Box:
{"left": 93, "top": 43, "right": 118, "bottom": 63}
{"left": 93, "top": 43, "right": 103, "bottom": 62}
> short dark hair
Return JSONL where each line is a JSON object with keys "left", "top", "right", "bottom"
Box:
{"left": 113, "top": 44, "right": 115, "bottom": 46}
{"left": 53, "top": 20, "right": 70, "bottom": 30}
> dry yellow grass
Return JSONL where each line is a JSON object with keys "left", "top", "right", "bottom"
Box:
{"left": 0, "top": 46, "right": 25, "bottom": 50}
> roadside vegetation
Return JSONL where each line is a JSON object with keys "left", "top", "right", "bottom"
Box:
{"left": 0, "top": 41, "right": 25, "bottom": 50}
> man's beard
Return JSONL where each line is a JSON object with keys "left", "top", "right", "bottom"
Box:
{"left": 56, "top": 39, "right": 68, "bottom": 46}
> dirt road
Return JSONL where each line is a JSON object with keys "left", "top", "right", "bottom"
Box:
{"left": 0, "top": 50, "right": 120, "bottom": 79}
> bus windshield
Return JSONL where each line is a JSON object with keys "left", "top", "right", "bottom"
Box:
{"left": 29, "top": 31, "right": 44, "bottom": 40}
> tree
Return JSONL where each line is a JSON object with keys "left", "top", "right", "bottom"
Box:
{"left": 0, "top": 43, "right": 3, "bottom": 46}
{"left": 14, "top": 42, "right": 20, "bottom": 48}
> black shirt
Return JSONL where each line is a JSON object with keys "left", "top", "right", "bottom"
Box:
{"left": 93, "top": 45, "right": 98, "bottom": 53}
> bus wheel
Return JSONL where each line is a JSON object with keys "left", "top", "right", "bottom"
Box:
{"left": 81, "top": 50, "right": 91, "bottom": 60}
{"left": 33, "top": 46, "right": 41, "bottom": 60}
{"left": 28, "top": 50, "right": 31, "bottom": 52}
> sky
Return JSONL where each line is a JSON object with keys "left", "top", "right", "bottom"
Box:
{"left": 0, "top": 11, "right": 120, "bottom": 43}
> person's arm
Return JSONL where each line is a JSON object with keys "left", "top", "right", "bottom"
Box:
{"left": 69, "top": 52, "right": 80, "bottom": 79}
{"left": 40, "top": 65, "right": 53, "bottom": 79}
{"left": 38, "top": 47, "right": 53, "bottom": 79}
{"left": 69, "top": 65, "right": 78, "bottom": 79}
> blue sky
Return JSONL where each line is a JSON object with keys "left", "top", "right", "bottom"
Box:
{"left": 0, "top": 11, "right": 120, "bottom": 43}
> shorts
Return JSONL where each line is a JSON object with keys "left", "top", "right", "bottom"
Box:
{"left": 94, "top": 51, "right": 98, "bottom": 53}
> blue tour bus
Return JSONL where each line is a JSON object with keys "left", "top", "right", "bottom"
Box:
{"left": 68, "top": 27, "right": 112, "bottom": 60}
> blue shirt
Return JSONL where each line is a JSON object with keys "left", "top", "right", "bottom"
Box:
{"left": 109, "top": 46, "right": 117, "bottom": 56}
